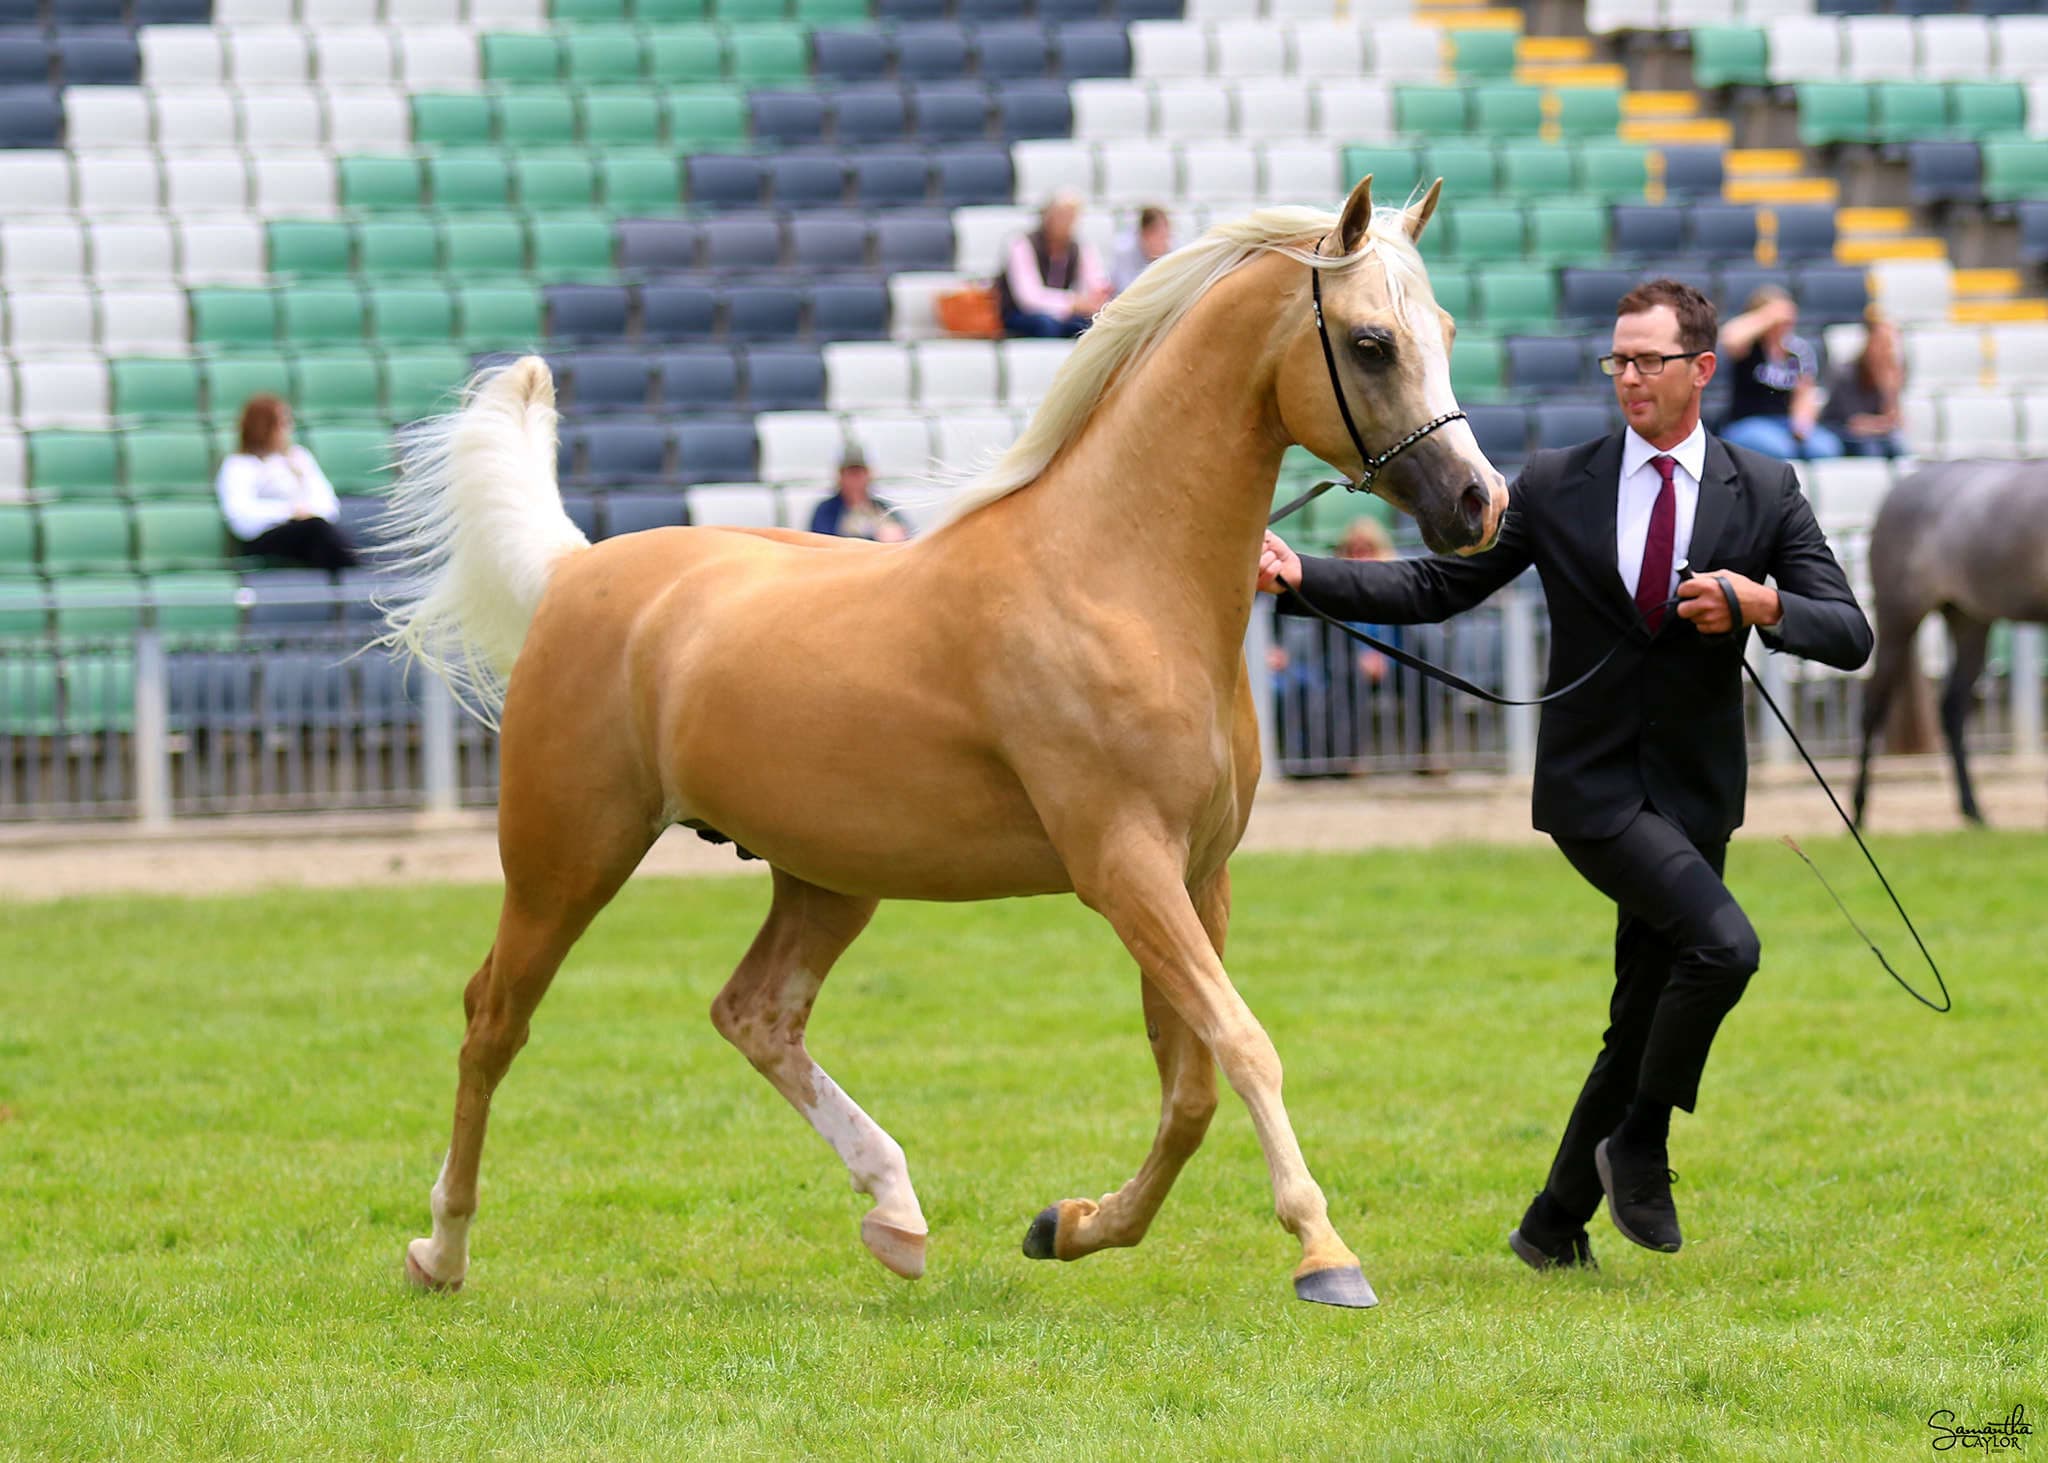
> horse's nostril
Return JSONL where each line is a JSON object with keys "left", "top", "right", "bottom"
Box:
{"left": 1458, "top": 483, "right": 1489, "bottom": 537}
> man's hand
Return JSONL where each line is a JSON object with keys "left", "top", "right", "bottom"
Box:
{"left": 1257, "top": 531, "right": 1302, "bottom": 595}
{"left": 1677, "top": 569, "right": 1781, "bottom": 634}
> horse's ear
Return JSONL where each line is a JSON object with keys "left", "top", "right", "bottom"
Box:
{"left": 1404, "top": 178, "right": 1444, "bottom": 244}
{"left": 1336, "top": 174, "right": 1375, "bottom": 256}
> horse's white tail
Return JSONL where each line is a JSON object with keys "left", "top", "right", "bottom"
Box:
{"left": 372, "top": 356, "right": 588, "bottom": 726}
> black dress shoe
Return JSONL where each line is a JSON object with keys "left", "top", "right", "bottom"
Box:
{"left": 1595, "top": 1136, "right": 1683, "bottom": 1253}
{"left": 1508, "top": 1224, "right": 1597, "bottom": 1272}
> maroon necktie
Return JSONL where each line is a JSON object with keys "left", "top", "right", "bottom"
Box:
{"left": 1635, "top": 454, "right": 1677, "bottom": 632}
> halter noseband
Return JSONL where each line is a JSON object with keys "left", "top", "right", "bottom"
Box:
{"left": 1310, "top": 237, "right": 1467, "bottom": 496}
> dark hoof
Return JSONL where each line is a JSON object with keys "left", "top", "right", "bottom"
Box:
{"left": 1021, "top": 1204, "right": 1061, "bottom": 1261}
{"left": 1293, "top": 1265, "right": 1379, "bottom": 1309}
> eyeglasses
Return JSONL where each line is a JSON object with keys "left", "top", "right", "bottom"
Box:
{"left": 1597, "top": 351, "right": 1705, "bottom": 378}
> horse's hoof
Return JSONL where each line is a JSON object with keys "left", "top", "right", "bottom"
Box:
{"left": 1293, "top": 1265, "right": 1378, "bottom": 1309}
{"left": 860, "top": 1214, "right": 927, "bottom": 1280}
{"left": 1020, "top": 1204, "right": 1062, "bottom": 1261}
{"left": 405, "top": 1239, "right": 463, "bottom": 1294}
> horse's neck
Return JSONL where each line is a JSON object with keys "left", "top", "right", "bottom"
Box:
{"left": 1008, "top": 263, "right": 1294, "bottom": 651}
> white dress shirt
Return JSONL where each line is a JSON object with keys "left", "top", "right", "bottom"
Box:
{"left": 1616, "top": 422, "right": 1706, "bottom": 601}
{"left": 214, "top": 447, "right": 340, "bottom": 543}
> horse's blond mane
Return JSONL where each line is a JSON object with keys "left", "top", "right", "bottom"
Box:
{"left": 941, "top": 203, "right": 1429, "bottom": 523}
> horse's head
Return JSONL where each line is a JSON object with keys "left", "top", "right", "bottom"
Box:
{"left": 1278, "top": 175, "right": 1508, "bottom": 556}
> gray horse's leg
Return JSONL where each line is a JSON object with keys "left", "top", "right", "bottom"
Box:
{"left": 1855, "top": 609, "right": 1924, "bottom": 828}
{"left": 1940, "top": 609, "right": 1993, "bottom": 826}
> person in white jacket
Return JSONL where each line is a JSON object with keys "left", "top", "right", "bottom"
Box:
{"left": 213, "top": 394, "right": 360, "bottom": 570}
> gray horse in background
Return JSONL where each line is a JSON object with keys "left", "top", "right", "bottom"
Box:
{"left": 1853, "top": 459, "right": 2048, "bottom": 827}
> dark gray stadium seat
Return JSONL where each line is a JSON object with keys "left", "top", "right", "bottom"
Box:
{"left": 743, "top": 345, "right": 827, "bottom": 410}
{"left": 1533, "top": 402, "right": 1612, "bottom": 451}
{"left": 852, "top": 148, "right": 931, "bottom": 206}
{"left": 810, "top": 279, "right": 890, "bottom": 339}
{"left": 54, "top": 27, "right": 138, "bottom": 85}
{"left": 0, "top": 84, "right": 59, "bottom": 147}
{"left": 998, "top": 81, "right": 1072, "bottom": 140}
{"left": 565, "top": 353, "right": 651, "bottom": 414}
{"left": 1610, "top": 205, "right": 1684, "bottom": 258}
{"left": 975, "top": 23, "right": 1050, "bottom": 80}
{"left": 1505, "top": 336, "right": 1587, "bottom": 395}
{"left": 0, "top": 29, "right": 48, "bottom": 86}
{"left": 168, "top": 653, "right": 257, "bottom": 733}
{"left": 658, "top": 347, "right": 741, "bottom": 411}
{"left": 751, "top": 90, "right": 828, "bottom": 147}
{"left": 1689, "top": 203, "right": 1758, "bottom": 259}
{"left": 546, "top": 283, "right": 631, "bottom": 342}
{"left": 832, "top": 85, "right": 909, "bottom": 145}
{"left": 337, "top": 567, "right": 402, "bottom": 625}
{"left": 578, "top": 420, "right": 669, "bottom": 485}
{"left": 1908, "top": 141, "right": 1982, "bottom": 205}
{"left": 675, "top": 419, "right": 758, "bottom": 484}
{"left": 1773, "top": 205, "right": 1837, "bottom": 262}
{"left": 50, "top": 0, "right": 124, "bottom": 23}
{"left": 874, "top": 212, "right": 954, "bottom": 270}
{"left": 937, "top": 146, "right": 1014, "bottom": 206}
{"left": 260, "top": 653, "right": 352, "bottom": 729}
{"left": 1109, "top": 0, "right": 1182, "bottom": 17}
{"left": 1040, "top": 0, "right": 1105, "bottom": 18}
{"left": 725, "top": 283, "right": 804, "bottom": 341}
{"left": 790, "top": 210, "right": 871, "bottom": 271}
{"left": 701, "top": 214, "right": 785, "bottom": 272}
{"left": 1465, "top": 403, "right": 1530, "bottom": 464}
{"left": 1054, "top": 23, "right": 1131, "bottom": 78}
{"left": 877, "top": 0, "right": 947, "bottom": 18}
{"left": 1793, "top": 264, "right": 1868, "bottom": 323}
{"left": 912, "top": 82, "right": 991, "bottom": 142}
{"left": 1660, "top": 146, "right": 1725, "bottom": 200}
{"left": 1558, "top": 267, "right": 1639, "bottom": 323}
{"left": 133, "top": 0, "right": 213, "bottom": 22}
{"left": 767, "top": 152, "right": 848, "bottom": 209}
{"left": 1717, "top": 266, "right": 1793, "bottom": 312}
{"left": 355, "top": 650, "right": 421, "bottom": 727}
{"left": 642, "top": 280, "right": 720, "bottom": 339}
{"left": 244, "top": 570, "right": 337, "bottom": 629}
{"left": 956, "top": 0, "right": 1025, "bottom": 18}
{"left": 333, "top": 497, "right": 392, "bottom": 558}
{"left": 813, "top": 28, "right": 890, "bottom": 82}
{"left": 601, "top": 492, "right": 687, "bottom": 538}
{"left": 896, "top": 22, "right": 970, "bottom": 80}
{"left": 2018, "top": 201, "right": 2048, "bottom": 268}
{"left": 687, "top": 154, "right": 768, "bottom": 209}
{"left": 617, "top": 218, "right": 700, "bottom": 274}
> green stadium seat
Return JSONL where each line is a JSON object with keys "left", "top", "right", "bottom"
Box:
{"left": 1554, "top": 87, "right": 1622, "bottom": 138}
{"left": 1983, "top": 141, "right": 2048, "bottom": 202}
{"left": 1692, "top": 26, "right": 1767, "bottom": 90}
{"left": 384, "top": 349, "right": 471, "bottom": 420}
{"left": 191, "top": 289, "right": 279, "bottom": 348}
{"left": 482, "top": 31, "right": 564, "bottom": 85}
{"left": 457, "top": 283, "right": 545, "bottom": 349}
{"left": 649, "top": 29, "right": 726, "bottom": 85}
{"left": 299, "top": 426, "right": 392, "bottom": 495}
{"left": 30, "top": 432, "right": 122, "bottom": 500}
{"left": 1420, "top": 141, "right": 1496, "bottom": 199}
{"left": 726, "top": 23, "right": 809, "bottom": 84}
{"left": 1874, "top": 83, "right": 1946, "bottom": 144}
{"left": 146, "top": 571, "right": 241, "bottom": 643}
{"left": 39, "top": 504, "right": 133, "bottom": 573}
{"left": 1496, "top": 139, "right": 1577, "bottom": 199}
{"left": 1429, "top": 263, "right": 1473, "bottom": 320}
{"left": 1472, "top": 84, "right": 1543, "bottom": 138}
{"left": 531, "top": 212, "right": 616, "bottom": 279}
{"left": 123, "top": 427, "right": 215, "bottom": 499}
{"left": 338, "top": 156, "right": 426, "bottom": 212}
{"left": 1396, "top": 86, "right": 1468, "bottom": 137}
{"left": 268, "top": 219, "right": 353, "bottom": 278}
{"left": 1475, "top": 263, "right": 1558, "bottom": 329}
{"left": 581, "top": 88, "right": 664, "bottom": 147}
{"left": 715, "top": 0, "right": 786, "bottom": 20}
{"left": 443, "top": 215, "right": 530, "bottom": 276}
{"left": 429, "top": 152, "right": 515, "bottom": 212}
{"left": 1451, "top": 29, "right": 1516, "bottom": 79}
{"left": 134, "top": 502, "right": 229, "bottom": 572}
{"left": 1577, "top": 142, "right": 1649, "bottom": 201}
{"left": 293, "top": 353, "right": 384, "bottom": 417}
{"left": 0, "top": 651, "right": 58, "bottom": 732}
{"left": 1950, "top": 83, "right": 2025, "bottom": 142}
{"left": 61, "top": 651, "right": 137, "bottom": 729}
{"left": 1445, "top": 203, "right": 1524, "bottom": 261}
{"left": 1341, "top": 145, "right": 1420, "bottom": 199}
{"left": 666, "top": 86, "right": 746, "bottom": 146}
{"left": 1798, "top": 83, "right": 1872, "bottom": 147}
{"left": 111, "top": 358, "right": 203, "bottom": 422}
{"left": 565, "top": 26, "right": 647, "bottom": 85}
{"left": 280, "top": 286, "right": 368, "bottom": 347}
{"left": 356, "top": 218, "right": 442, "bottom": 279}
{"left": 0, "top": 505, "right": 36, "bottom": 577}
{"left": 1449, "top": 330, "right": 1504, "bottom": 399}
{"left": 499, "top": 89, "right": 581, "bottom": 148}
{"left": 638, "top": 0, "right": 709, "bottom": 19}
{"left": 793, "top": 0, "right": 862, "bottom": 19}
{"left": 601, "top": 151, "right": 683, "bottom": 213}
{"left": 1526, "top": 199, "right": 1608, "bottom": 261}
{"left": 414, "top": 92, "right": 498, "bottom": 148}
{"left": 515, "top": 151, "right": 600, "bottom": 210}
{"left": 368, "top": 285, "right": 460, "bottom": 345}
{"left": 202, "top": 354, "right": 292, "bottom": 420}
{"left": 557, "top": 0, "right": 629, "bottom": 20}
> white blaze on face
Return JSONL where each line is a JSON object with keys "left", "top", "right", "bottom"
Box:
{"left": 1403, "top": 290, "right": 1488, "bottom": 468}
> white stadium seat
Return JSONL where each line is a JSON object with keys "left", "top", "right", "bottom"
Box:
{"left": 213, "top": 0, "right": 295, "bottom": 22}
{"left": 911, "top": 340, "right": 1001, "bottom": 410}
{"left": 779, "top": 485, "right": 832, "bottom": 530}
{"left": 1, "top": 220, "right": 88, "bottom": 283}
{"left": 74, "top": 151, "right": 163, "bottom": 213}
{"left": 1765, "top": 16, "right": 1842, "bottom": 83}
{"left": 1807, "top": 457, "right": 1893, "bottom": 533}
{"left": 64, "top": 88, "right": 150, "bottom": 151}
{"left": 934, "top": 411, "right": 1018, "bottom": 473}
{"left": 1367, "top": 22, "right": 1445, "bottom": 82}
{"left": 302, "top": 0, "right": 383, "bottom": 21}
{"left": 386, "top": 0, "right": 464, "bottom": 22}
{"left": 1994, "top": 16, "right": 2048, "bottom": 79}
{"left": 88, "top": 217, "right": 178, "bottom": 283}
{"left": 174, "top": 216, "right": 268, "bottom": 284}
{"left": 1152, "top": 79, "right": 1233, "bottom": 140}
{"left": 952, "top": 205, "right": 1034, "bottom": 273}
{"left": 1990, "top": 326, "right": 2048, "bottom": 384}
{"left": 15, "top": 357, "right": 110, "bottom": 428}
{"left": 886, "top": 272, "right": 957, "bottom": 340}
{"left": 1871, "top": 260, "right": 1954, "bottom": 326}
{"left": 1901, "top": 393, "right": 1940, "bottom": 455}
{"left": 400, "top": 28, "right": 483, "bottom": 89}
{"left": 1000, "top": 339, "right": 1074, "bottom": 408}
{"left": 847, "top": 412, "right": 935, "bottom": 479}
{"left": 139, "top": 26, "right": 226, "bottom": 88}
{"left": 1231, "top": 79, "right": 1312, "bottom": 140}
{"left": 1940, "top": 392, "right": 2020, "bottom": 458}
{"left": 1212, "top": 20, "right": 1289, "bottom": 78}
{"left": 152, "top": 89, "right": 239, "bottom": 151}
{"left": 1185, "top": 0, "right": 1259, "bottom": 17}
{"left": 97, "top": 288, "right": 190, "bottom": 354}
{"left": 0, "top": 430, "right": 26, "bottom": 500}
{"left": 1070, "top": 80, "right": 1151, "bottom": 141}
{"left": 2018, "top": 391, "right": 2048, "bottom": 454}
{"left": 251, "top": 154, "right": 338, "bottom": 216}
{"left": 238, "top": 90, "right": 327, "bottom": 150}
{"left": 1098, "top": 140, "right": 1178, "bottom": 205}
{"left": 1183, "top": 141, "right": 1258, "bottom": 200}
{"left": 755, "top": 411, "right": 847, "bottom": 483}
{"left": 1288, "top": 22, "right": 1369, "bottom": 80}
{"left": 686, "top": 485, "right": 779, "bottom": 529}
{"left": 0, "top": 153, "right": 73, "bottom": 214}
{"left": 1904, "top": 327, "right": 1985, "bottom": 385}
{"left": 1841, "top": 16, "right": 1916, "bottom": 82}
{"left": 314, "top": 28, "right": 399, "bottom": 86}
{"left": 1129, "top": 22, "right": 1212, "bottom": 80}
{"left": 467, "top": 0, "right": 549, "bottom": 26}
{"left": 1262, "top": 140, "right": 1342, "bottom": 204}
{"left": 1584, "top": 0, "right": 1663, "bottom": 35}
{"left": 1315, "top": 80, "right": 1394, "bottom": 140}
{"left": 1268, "top": 0, "right": 1341, "bottom": 18}
{"left": 224, "top": 27, "right": 313, "bottom": 86}
{"left": 5, "top": 289, "right": 95, "bottom": 354}
{"left": 322, "top": 87, "right": 410, "bottom": 151}
{"left": 163, "top": 153, "right": 251, "bottom": 214}
{"left": 823, "top": 341, "right": 914, "bottom": 412}
{"left": 1738, "top": 0, "right": 1815, "bottom": 20}
{"left": 1011, "top": 140, "right": 1095, "bottom": 206}
{"left": 1682, "top": 0, "right": 1740, "bottom": 23}
{"left": 1917, "top": 15, "right": 1993, "bottom": 81}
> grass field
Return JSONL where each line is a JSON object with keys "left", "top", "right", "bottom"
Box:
{"left": 2, "top": 832, "right": 2043, "bottom": 1460}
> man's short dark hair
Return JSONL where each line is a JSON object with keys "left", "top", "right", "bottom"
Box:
{"left": 1615, "top": 278, "right": 1718, "bottom": 355}
{"left": 1137, "top": 205, "right": 1168, "bottom": 232}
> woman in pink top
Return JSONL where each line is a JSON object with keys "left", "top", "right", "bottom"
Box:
{"left": 996, "top": 189, "right": 1111, "bottom": 339}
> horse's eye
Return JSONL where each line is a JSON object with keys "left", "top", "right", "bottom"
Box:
{"left": 1350, "top": 331, "right": 1393, "bottom": 368}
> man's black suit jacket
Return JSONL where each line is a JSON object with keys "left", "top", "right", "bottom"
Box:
{"left": 1287, "top": 432, "right": 1873, "bottom": 846}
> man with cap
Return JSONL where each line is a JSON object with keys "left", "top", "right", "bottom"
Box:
{"left": 808, "top": 445, "right": 906, "bottom": 542}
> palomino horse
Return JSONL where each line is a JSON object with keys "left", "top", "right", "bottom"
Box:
{"left": 381, "top": 176, "right": 1506, "bottom": 1310}
{"left": 1853, "top": 459, "right": 2048, "bottom": 827}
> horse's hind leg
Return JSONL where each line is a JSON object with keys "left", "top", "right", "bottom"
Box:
{"left": 710, "top": 867, "right": 929, "bottom": 1279}
{"left": 405, "top": 789, "right": 655, "bottom": 1291}
{"left": 1855, "top": 605, "right": 1924, "bottom": 828}
{"left": 1024, "top": 869, "right": 1223, "bottom": 1263}
{"left": 1941, "top": 608, "right": 1993, "bottom": 825}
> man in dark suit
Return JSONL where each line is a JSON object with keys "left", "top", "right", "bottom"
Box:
{"left": 1258, "top": 279, "right": 1872, "bottom": 1269}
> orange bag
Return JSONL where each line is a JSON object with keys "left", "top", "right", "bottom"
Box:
{"left": 936, "top": 283, "right": 1003, "bottom": 338}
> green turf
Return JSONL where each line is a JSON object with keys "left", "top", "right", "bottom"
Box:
{"left": 1, "top": 835, "right": 2042, "bottom": 1459}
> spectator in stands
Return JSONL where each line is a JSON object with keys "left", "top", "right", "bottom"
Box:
{"left": 1267, "top": 516, "right": 1398, "bottom": 776}
{"left": 1819, "top": 308, "right": 1906, "bottom": 459}
{"left": 808, "top": 446, "right": 906, "bottom": 542}
{"left": 214, "top": 394, "right": 360, "bottom": 570}
{"left": 1110, "top": 205, "right": 1174, "bottom": 296}
{"left": 1716, "top": 286, "right": 1843, "bottom": 461}
{"left": 998, "top": 189, "right": 1111, "bottom": 339}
